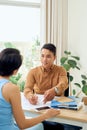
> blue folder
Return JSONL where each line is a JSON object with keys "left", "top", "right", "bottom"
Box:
{"left": 50, "top": 96, "right": 80, "bottom": 110}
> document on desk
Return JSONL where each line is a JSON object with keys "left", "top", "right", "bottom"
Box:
{"left": 21, "top": 93, "right": 51, "bottom": 111}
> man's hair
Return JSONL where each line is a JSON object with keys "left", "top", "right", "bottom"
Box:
{"left": 0, "top": 48, "right": 22, "bottom": 76}
{"left": 41, "top": 43, "right": 56, "bottom": 56}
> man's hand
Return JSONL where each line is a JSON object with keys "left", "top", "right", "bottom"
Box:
{"left": 28, "top": 94, "right": 38, "bottom": 105}
{"left": 43, "top": 88, "right": 55, "bottom": 104}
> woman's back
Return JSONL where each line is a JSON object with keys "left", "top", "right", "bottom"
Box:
{"left": 0, "top": 48, "right": 60, "bottom": 130}
{"left": 0, "top": 79, "right": 19, "bottom": 130}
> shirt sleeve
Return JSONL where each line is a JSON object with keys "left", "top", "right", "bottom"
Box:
{"left": 24, "top": 69, "right": 35, "bottom": 98}
{"left": 55, "top": 67, "right": 68, "bottom": 96}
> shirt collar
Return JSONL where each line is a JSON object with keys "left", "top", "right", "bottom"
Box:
{"left": 41, "top": 65, "right": 54, "bottom": 72}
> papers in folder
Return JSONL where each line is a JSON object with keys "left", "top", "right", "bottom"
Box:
{"left": 51, "top": 96, "right": 83, "bottom": 110}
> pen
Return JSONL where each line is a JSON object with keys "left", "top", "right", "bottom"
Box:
{"left": 33, "top": 89, "right": 36, "bottom": 95}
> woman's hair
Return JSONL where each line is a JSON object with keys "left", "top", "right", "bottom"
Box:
{"left": 0, "top": 48, "right": 22, "bottom": 76}
{"left": 41, "top": 43, "right": 56, "bottom": 56}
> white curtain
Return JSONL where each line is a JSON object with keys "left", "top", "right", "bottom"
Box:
{"left": 40, "top": 0, "right": 68, "bottom": 64}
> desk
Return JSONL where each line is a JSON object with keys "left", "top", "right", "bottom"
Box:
{"left": 21, "top": 93, "right": 87, "bottom": 130}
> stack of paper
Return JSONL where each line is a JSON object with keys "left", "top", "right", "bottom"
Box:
{"left": 21, "top": 93, "right": 51, "bottom": 110}
{"left": 51, "top": 96, "right": 83, "bottom": 110}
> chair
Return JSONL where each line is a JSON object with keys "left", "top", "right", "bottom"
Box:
{"left": 64, "top": 72, "right": 69, "bottom": 96}
{"left": 64, "top": 73, "right": 82, "bottom": 130}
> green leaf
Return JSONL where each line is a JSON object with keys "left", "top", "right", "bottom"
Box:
{"left": 16, "top": 73, "right": 22, "bottom": 80}
{"left": 9, "top": 78, "right": 17, "bottom": 84}
{"left": 69, "top": 75, "right": 73, "bottom": 82}
{"left": 68, "top": 60, "right": 77, "bottom": 68}
{"left": 82, "top": 85, "right": 87, "bottom": 95}
{"left": 76, "top": 66, "right": 80, "bottom": 70}
{"left": 19, "top": 81, "right": 25, "bottom": 92}
{"left": 82, "top": 80, "right": 86, "bottom": 85}
{"left": 63, "top": 64, "right": 71, "bottom": 71}
{"left": 74, "top": 83, "right": 81, "bottom": 88}
{"left": 71, "top": 56, "right": 80, "bottom": 60}
{"left": 73, "top": 89, "right": 76, "bottom": 95}
{"left": 4, "top": 42, "right": 16, "bottom": 48}
{"left": 81, "top": 75, "right": 87, "bottom": 80}
{"left": 60, "top": 57, "right": 67, "bottom": 64}
{"left": 64, "top": 51, "right": 71, "bottom": 55}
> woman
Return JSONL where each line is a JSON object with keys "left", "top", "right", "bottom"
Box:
{"left": 0, "top": 48, "right": 60, "bottom": 130}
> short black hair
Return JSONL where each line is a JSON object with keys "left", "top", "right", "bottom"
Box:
{"left": 0, "top": 48, "right": 22, "bottom": 76}
{"left": 41, "top": 43, "right": 56, "bottom": 56}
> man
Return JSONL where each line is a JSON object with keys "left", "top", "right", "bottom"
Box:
{"left": 24, "top": 43, "right": 68, "bottom": 130}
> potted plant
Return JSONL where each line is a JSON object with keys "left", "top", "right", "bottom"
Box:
{"left": 10, "top": 73, "right": 25, "bottom": 92}
{"left": 60, "top": 50, "right": 80, "bottom": 95}
{"left": 3, "top": 42, "right": 25, "bottom": 92}
{"left": 74, "top": 74, "right": 87, "bottom": 105}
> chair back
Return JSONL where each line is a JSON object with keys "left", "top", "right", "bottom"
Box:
{"left": 64, "top": 72, "right": 69, "bottom": 96}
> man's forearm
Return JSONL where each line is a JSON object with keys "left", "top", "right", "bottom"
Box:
{"left": 24, "top": 88, "right": 33, "bottom": 99}
{"left": 55, "top": 82, "right": 68, "bottom": 96}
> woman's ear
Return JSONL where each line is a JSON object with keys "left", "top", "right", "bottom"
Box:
{"left": 13, "top": 69, "right": 18, "bottom": 75}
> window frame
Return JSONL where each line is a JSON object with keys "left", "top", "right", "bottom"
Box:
{"left": 0, "top": 0, "right": 40, "bottom": 8}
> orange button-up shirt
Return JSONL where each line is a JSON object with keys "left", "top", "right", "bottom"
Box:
{"left": 24, "top": 64, "right": 68, "bottom": 98}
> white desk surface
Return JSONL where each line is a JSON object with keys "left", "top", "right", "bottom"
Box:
{"left": 21, "top": 92, "right": 87, "bottom": 130}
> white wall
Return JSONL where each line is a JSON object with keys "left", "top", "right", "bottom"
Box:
{"left": 68, "top": 0, "right": 87, "bottom": 97}
{"left": 68, "top": 0, "right": 87, "bottom": 72}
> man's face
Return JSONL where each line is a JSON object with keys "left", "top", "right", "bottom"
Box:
{"left": 40, "top": 49, "right": 56, "bottom": 69}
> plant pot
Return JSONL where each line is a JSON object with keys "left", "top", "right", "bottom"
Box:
{"left": 82, "top": 97, "right": 87, "bottom": 105}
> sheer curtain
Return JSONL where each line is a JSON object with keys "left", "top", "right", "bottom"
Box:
{"left": 40, "top": 0, "right": 68, "bottom": 64}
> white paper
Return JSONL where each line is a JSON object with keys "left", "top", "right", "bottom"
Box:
{"left": 21, "top": 92, "right": 51, "bottom": 110}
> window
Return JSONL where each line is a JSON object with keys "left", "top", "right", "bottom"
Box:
{"left": 0, "top": 0, "right": 41, "bottom": 75}
{"left": 10, "top": 0, "right": 40, "bottom": 3}
{"left": 0, "top": 5, "right": 40, "bottom": 42}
